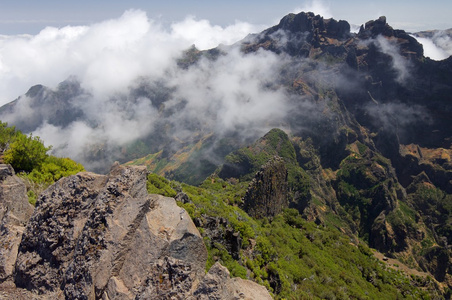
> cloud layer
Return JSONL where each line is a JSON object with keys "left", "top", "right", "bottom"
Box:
{"left": 0, "top": 10, "right": 290, "bottom": 170}
{"left": 0, "top": 10, "right": 265, "bottom": 106}
{"left": 413, "top": 31, "right": 452, "bottom": 61}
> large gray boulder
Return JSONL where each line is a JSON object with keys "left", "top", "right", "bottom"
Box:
{"left": 4, "top": 165, "right": 271, "bottom": 299}
{"left": 13, "top": 165, "right": 206, "bottom": 299}
{"left": 193, "top": 262, "right": 273, "bottom": 300}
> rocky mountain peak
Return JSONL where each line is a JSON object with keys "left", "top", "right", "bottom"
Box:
{"left": 271, "top": 11, "right": 351, "bottom": 40}
{"left": 357, "top": 15, "right": 424, "bottom": 58}
{"left": 358, "top": 16, "right": 392, "bottom": 38}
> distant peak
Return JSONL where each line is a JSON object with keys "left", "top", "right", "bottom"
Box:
{"left": 271, "top": 11, "right": 351, "bottom": 40}
{"left": 358, "top": 16, "right": 394, "bottom": 38}
{"left": 25, "top": 84, "right": 45, "bottom": 98}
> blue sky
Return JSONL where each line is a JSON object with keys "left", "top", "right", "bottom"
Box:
{"left": 1, "top": 0, "right": 451, "bottom": 35}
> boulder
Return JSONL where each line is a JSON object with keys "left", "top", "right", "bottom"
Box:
{"left": 13, "top": 165, "right": 206, "bottom": 299}
{"left": 0, "top": 164, "right": 34, "bottom": 282}
{"left": 0, "top": 164, "right": 34, "bottom": 223}
{"left": 1, "top": 165, "right": 271, "bottom": 299}
{"left": 193, "top": 262, "right": 272, "bottom": 300}
{"left": 194, "top": 215, "right": 242, "bottom": 260}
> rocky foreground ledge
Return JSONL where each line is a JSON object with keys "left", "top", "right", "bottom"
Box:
{"left": 0, "top": 164, "right": 271, "bottom": 299}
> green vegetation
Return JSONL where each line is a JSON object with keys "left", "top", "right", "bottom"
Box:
{"left": 0, "top": 121, "right": 85, "bottom": 204}
{"left": 220, "top": 128, "right": 311, "bottom": 205}
{"left": 3, "top": 134, "right": 50, "bottom": 172}
{"left": 0, "top": 121, "right": 19, "bottom": 151}
{"left": 126, "top": 134, "right": 224, "bottom": 186}
{"left": 335, "top": 147, "right": 405, "bottom": 243}
{"left": 408, "top": 184, "right": 452, "bottom": 265}
{"left": 23, "top": 156, "right": 85, "bottom": 185}
{"left": 145, "top": 171, "right": 442, "bottom": 299}
{"left": 147, "top": 173, "right": 177, "bottom": 197}
{"left": 222, "top": 128, "right": 297, "bottom": 181}
{"left": 2, "top": 120, "right": 447, "bottom": 298}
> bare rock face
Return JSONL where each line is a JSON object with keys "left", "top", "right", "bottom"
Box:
{"left": 13, "top": 165, "right": 206, "bottom": 299}
{"left": 193, "top": 262, "right": 272, "bottom": 300}
{"left": 0, "top": 164, "right": 34, "bottom": 223}
{"left": 242, "top": 156, "right": 289, "bottom": 219}
{"left": 4, "top": 165, "right": 271, "bottom": 299}
{"left": 0, "top": 164, "right": 34, "bottom": 282}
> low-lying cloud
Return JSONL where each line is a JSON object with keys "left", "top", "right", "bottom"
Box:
{"left": 413, "top": 30, "right": 452, "bottom": 61}
{"left": 373, "top": 35, "right": 411, "bottom": 84}
{"left": 0, "top": 9, "right": 290, "bottom": 170}
{"left": 0, "top": 9, "right": 266, "bottom": 106}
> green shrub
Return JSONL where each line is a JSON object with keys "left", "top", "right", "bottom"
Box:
{"left": 4, "top": 133, "right": 50, "bottom": 172}
{"left": 27, "top": 190, "right": 37, "bottom": 206}
{"left": 0, "top": 121, "right": 19, "bottom": 151}
{"left": 25, "top": 156, "right": 85, "bottom": 185}
{"left": 0, "top": 122, "right": 85, "bottom": 204}
{"left": 147, "top": 173, "right": 177, "bottom": 197}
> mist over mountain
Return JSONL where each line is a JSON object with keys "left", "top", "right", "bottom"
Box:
{"left": 1, "top": 10, "right": 451, "bottom": 175}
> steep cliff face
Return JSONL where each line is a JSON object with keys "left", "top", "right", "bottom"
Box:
{"left": 218, "top": 129, "right": 312, "bottom": 220}
{"left": 242, "top": 156, "right": 289, "bottom": 219}
{"left": 0, "top": 165, "right": 271, "bottom": 299}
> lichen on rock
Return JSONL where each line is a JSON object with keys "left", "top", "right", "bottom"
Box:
{"left": 0, "top": 165, "right": 271, "bottom": 299}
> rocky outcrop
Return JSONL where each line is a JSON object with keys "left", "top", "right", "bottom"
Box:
{"left": 242, "top": 156, "right": 288, "bottom": 219}
{"left": 271, "top": 12, "right": 350, "bottom": 40}
{"left": 194, "top": 215, "right": 242, "bottom": 260}
{"left": 242, "top": 12, "right": 351, "bottom": 57}
{"left": 13, "top": 164, "right": 206, "bottom": 299}
{"left": 358, "top": 16, "right": 423, "bottom": 59}
{"left": 0, "top": 164, "right": 34, "bottom": 224}
{"left": 0, "top": 164, "right": 34, "bottom": 282}
{"left": 193, "top": 262, "right": 272, "bottom": 300}
{"left": 0, "top": 165, "right": 271, "bottom": 299}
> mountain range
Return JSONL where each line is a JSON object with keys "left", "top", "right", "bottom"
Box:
{"left": 0, "top": 11, "right": 451, "bottom": 298}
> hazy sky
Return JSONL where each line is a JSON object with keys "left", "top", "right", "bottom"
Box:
{"left": 1, "top": 0, "right": 451, "bottom": 35}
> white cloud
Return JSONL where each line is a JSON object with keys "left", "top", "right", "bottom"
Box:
{"left": 0, "top": 9, "right": 290, "bottom": 170}
{"left": 411, "top": 30, "right": 452, "bottom": 61}
{"left": 0, "top": 8, "right": 438, "bottom": 173}
{"left": 293, "top": 0, "right": 333, "bottom": 19}
{"left": 0, "top": 9, "right": 262, "bottom": 106}
{"left": 414, "top": 36, "right": 449, "bottom": 61}
{"left": 170, "top": 47, "right": 289, "bottom": 140}
{"left": 171, "top": 16, "right": 265, "bottom": 50}
{"left": 373, "top": 35, "right": 411, "bottom": 84}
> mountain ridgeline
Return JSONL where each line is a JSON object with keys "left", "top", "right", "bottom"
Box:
{"left": 0, "top": 11, "right": 451, "bottom": 298}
